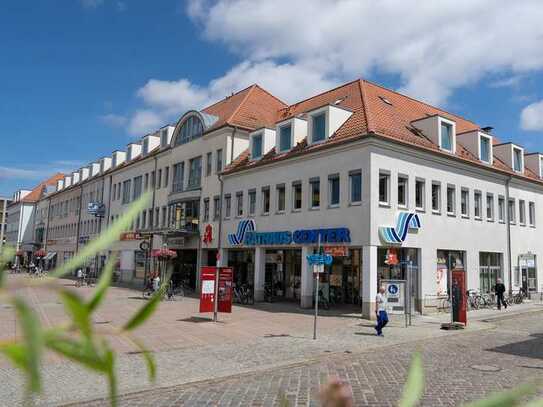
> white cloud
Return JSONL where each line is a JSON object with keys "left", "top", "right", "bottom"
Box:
{"left": 128, "top": 110, "right": 164, "bottom": 135}
{"left": 0, "top": 160, "right": 85, "bottom": 182}
{"left": 100, "top": 113, "right": 128, "bottom": 128}
{"left": 521, "top": 100, "right": 543, "bottom": 131}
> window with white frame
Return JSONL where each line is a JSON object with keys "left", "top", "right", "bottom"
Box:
{"left": 262, "top": 187, "right": 270, "bottom": 214}
{"left": 508, "top": 198, "right": 516, "bottom": 224}
{"left": 431, "top": 182, "right": 441, "bottom": 212}
{"left": 248, "top": 189, "right": 256, "bottom": 215}
{"left": 474, "top": 191, "right": 482, "bottom": 219}
{"left": 292, "top": 181, "right": 302, "bottom": 211}
{"left": 329, "top": 174, "right": 340, "bottom": 207}
{"left": 498, "top": 196, "right": 505, "bottom": 223}
{"left": 132, "top": 176, "right": 143, "bottom": 200}
{"left": 349, "top": 171, "right": 362, "bottom": 204}
{"left": 529, "top": 202, "right": 535, "bottom": 226}
{"left": 440, "top": 121, "right": 453, "bottom": 152}
{"left": 310, "top": 178, "right": 320, "bottom": 209}
{"left": 216, "top": 149, "right": 223, "bottom": 173}
{"left": 187, "top": 156, "right": 202, "bottom": 189}
{"left": 513, "top": 147, "right": 523, "bottom": 172}
{"left": 415, "top": 179, "right": 425, "bottom": 210}
{"left": 519, "top": 199, "right": 526, "bottom": 225}
{"left": 446, "top": 185, "right": 455, "bottom": 215}
{"left": 398, "top": 175, "right": 408, "bottom": 207}
{"left": 236, "top": 192, "right": 243, "bottom": 217}
{"left": 224, "top": 194, "right": 231, "bottom": 218}
{"left": 379, "top": 172, "right": 390, "bottom": 205}
{"left": 252, "top": 133, "right": 263, "bottom": 159}
{"left": 276, "top": 184, "right": 286, "bottom": 212}
{"left": 213, "top": 196, "right": 220, "bottom": 220}
{"left": 279, "top": 124, "right": 292, "bottom": 152}
{"left": 486, "top": 193, "right": 494, "bottom": 221}
{"left": 206, "top": 152, "right": 212, "bottom": 176}
{"left": 311, "top": 113, "right": 326, "bottom": 143}
{"left": 480, "top": 135, "right": 491, "bottom": 163}
{"left": 461, "top": 188, "right": 469, "bottom": 217}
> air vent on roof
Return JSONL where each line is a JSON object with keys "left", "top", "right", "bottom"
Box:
{"left": 379, "top": 96, "right": 393, "bottom": 106}
{"left": 334, "top": 97, "right": 347, "bottom": 105}
{"left": 482, "top": 126, "right": 494, "bottom": 133}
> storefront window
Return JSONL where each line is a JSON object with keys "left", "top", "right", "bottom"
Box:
{"left": 228, "top": 250, "right": 254, "bottom": 287}
{"left": 322, "top": 248, "right": 361, "bottom": 304}
{"left": 479, "top": 252, "right": 502, "bottom": 294}
{"left": 436, "top": 250, "right": 465, "bottom": 296}
{"left": 265, "top": 249, "right": 301, "bottom": 300}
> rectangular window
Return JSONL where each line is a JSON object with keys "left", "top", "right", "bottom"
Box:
{"left": 379, "top": 172, "right": 390, "bottom": 205}
{"left": 498, "top": 196, "right": 505, "bottom": 223}
{"left": 474, "top": 191, "right": 482, "bottom": 219}
{"left": 486, "top": 194, "right": 494, "bottom": 221}
{"left": 213, "top": 196, "right": 220, "bottom": 220}
{"left": 151, "top": 171, "right": 155, "bottom": 189}
{"left": 329, "top": 175, "right": 340, "bottom": 207}
{"left": 262, "top": 187, "right": 270, "bottom": 214}
{"left": 415, "top": 179, "right": 425, "bottom": 210}
{"left": 292, "top": 182, "right": 302, "bottom": 210}
{"left": 349, "top": 171, "right": 362, "bottom": 204}
{"left": 252, "top": 134, "right": 263, "bottom": 159}
{"left": 224, "top": 194, "right": 231, "bottom": 218}
{"left": 310, "top": 178, "right": 320, "bottom": 209}
{"left": 216, "top": 149, "right": 223, "bottom": 173}
{"left": 529, "top": 202, "right": 535, "bottom": 226}
{"left": 508, "top": 198, "right": 516, "bottom": 224}
{"left": 122, "top": 180, "right": 131, "bottom": 204}
{"left": 188, "top": 156, "right": 202, "bottom": 189}
{"left": 164, "top": 167, "right": 169, "bottom": 188}
{"left": 440, "top": 122, "right": 453, "bottom": 151}
{"left": 132, "top": 176, "right": 143, "bottom": 200}
{"left": 249, "top": 189, "right": 256, "bottom": 215}
{"left": 112, "top": 184, "right": 117, "bottom": 201}
{"left": 431, "top": 182, "right": 441, "bottom": 212}
{"left": 312, "top": 113, "right": 326, "bottom": 143}
{"left": 519, "top": 199, "right": 526, "bottom": 225}
{"left": 148, "top": 209, "right": 153, "bottom": 229}
{"left": 279, "top": 124, "right": 292, "bottom": 151}
{"left": 141, "top": 210, "right": 147, "bottom": 229}
{"left": 162, "top": 206, "right": 167, "bottom": 227}
{"left": 172, "top": 163, "right": 184, "bottom": 193}
{"left": 144, "top": 174, "right": 149, "bottom": 190}
{"left": 513, "top": 148, "right": 522, "bottom": 172}
{"left": 480, "top": 136, "right": 491, "bottom": 163}
{"left": 156, "top": 169, "right": 162, "bottom": 190}
{"left": 446, "top": 185, "right": 455, "bottom": 214}
{"left": 398, "top": 176, "right": 408, "bottom": 207}
{"left": 203, "top": 198, "right": 209, "bottom": 222}
{"left": 206, "top": 152, "right": 212, "bottom": 176}
{"left": 276, "top": 184, "right": 286, "bottom": 212}
{"left": 461, "top": 188, "right": 469, "bottom": 217}
{"left": 236, "top": 192, "right": 243, "bottom": 217}
{"left": 117, "top": 183, "right": 121, "bottom": 200}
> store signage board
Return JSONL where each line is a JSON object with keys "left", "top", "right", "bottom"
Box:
{"left": 218, "top": 267, "right": 233, "bottom": 313}
{"left": 120, "top": 232, "right": 146, "bottom": 241}
{"left": 324, "top": 246, "right": 348, "bottom": 257}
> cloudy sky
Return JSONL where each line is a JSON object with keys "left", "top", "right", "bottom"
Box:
{"left": 2, "top": 0, "right": 543, "bottom": 195}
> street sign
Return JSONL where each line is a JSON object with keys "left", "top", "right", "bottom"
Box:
{"left": 139, "top": 241, "right": 150, "bottom": 251}
{"left": 306, "top": 253, "right": 333, "bottom": 266}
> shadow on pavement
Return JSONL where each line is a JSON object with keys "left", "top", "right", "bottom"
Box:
{"left": 488, "top": 333, "right": 543, "bottom": 360}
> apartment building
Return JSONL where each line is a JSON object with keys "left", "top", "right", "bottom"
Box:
{"left": 0, "top": 196, "right": 12, "bottom": 246}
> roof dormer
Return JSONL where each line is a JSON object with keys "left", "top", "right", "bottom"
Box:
{"left": 249, "top": 128, "right": 276, "bottom": 160}
{"left": 71, "top": 171, "right": 80, "bottom": 184}
{"left": 411, "top": 115, "right": 456, "bottom": 154}
{"left": 494, "top": 143, "right": 524, "bottom": 174}
{"left": 457, "top": 130, "right": 493, "bottom": 164}
{"left": 64, "top": 176, "right": 72, "bottom": 188}
{"left": 56, "top": 179, "right": 64, "bottom": 191}
{"left": 80, "top": 167, "right": 90, "bottom": 181}
{"left": 275, "top": 116, "right": 307, "bottom": 153}
{"left": 112, "top": 150, "right": 126, "bottom": 167}
{"left": 100, "top": 157, "right": 112, "bottom": 173}
{"left": 142, "top": 134, "right": 160, "bottom": 156}
{"left": 127, "top": 142, "right": 142, "bottom": 161}
{"left": 160, "top": 126, "right": 174, "bottom": 148}
{"left": 525, "top": 153, "right": 543, "bottom": 178}
{"left": 307, "top": 104, "right": 353, "bottom": 145}
{"left": 90, "top": 162, "right": 100, "bottom": 177}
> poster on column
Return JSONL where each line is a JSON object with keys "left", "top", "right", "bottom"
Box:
{"left": 199, "top": 267, "right": 216, "bottom": 313}
{"left": 218, "top": 267, "right": 233, "bottom": 313}
{"left": 451, "top": 269, "right": 467, "bottom": 325}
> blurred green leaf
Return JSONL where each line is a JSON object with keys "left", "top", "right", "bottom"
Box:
{"left": 12, "top": 297, "right": 42, "bottom": 393}
{"left": 0, "top": 245, "right": 15, "bottom": 286}
{"left": 398, "top": 353, "right": 424, "bottom": 407}
{"left": 523, "top": 398, "right": 543, "bottom": 407}
{"left": 103, "top": 345, "right": 117, "bottom": 407}
{"left": 463, "top": 382, "right": 538, "bottom": 407}
{"left": 0, "top": 343, "right": 27, "bottom": 371}
{"left": 87, "top": 254, "right": 117, "bottom": 313}
{"left": 44, "top": 332, "right": 107, "bottom": 372}
{"left": 123, "top": 274, "right": 170, "bottom": 332}
{"left": 126, "top": 336, "right": 156, "bottom": 382}
{"left": 51, "top": 192, "right": 150, "bottom": 278}
{"left": 59, "top": 290, "right": 92, "bottom": 337}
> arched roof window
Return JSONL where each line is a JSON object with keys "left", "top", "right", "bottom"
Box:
{"left": 174, "top": 114, "right": 204, "bottom": 146}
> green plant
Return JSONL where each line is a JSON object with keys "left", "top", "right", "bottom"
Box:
{"left": 0, "top": 192, "right": 166, "bottom": 406}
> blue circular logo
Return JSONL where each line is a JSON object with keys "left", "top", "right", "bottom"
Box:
{"left": 388, "top": 284, "right": 399, "bottom": 295}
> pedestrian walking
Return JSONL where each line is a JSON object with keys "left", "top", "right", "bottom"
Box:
{"left": 495, "top": 278, "right": 507, "bottom": 310}
{"left": 375, "top": 286, "right": 389, "bottom": 337}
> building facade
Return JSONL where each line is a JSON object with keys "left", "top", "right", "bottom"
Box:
{"left": 0, "top": 196, "right": 12, "bottom": 246}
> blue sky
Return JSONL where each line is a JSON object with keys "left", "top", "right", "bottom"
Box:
{"left": 2, "top": 0, "right": 543, "bottom": 196}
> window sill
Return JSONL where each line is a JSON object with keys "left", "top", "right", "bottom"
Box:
{"left": 530, "top": 224, "right": 536, "bottom": 228}
{"left": 431, "top": 210, "right": 441, "bottom": 215}
{"left": 398, "top": 204, "right": 408, "bottom": 210}
{"left": 498, "top": 220, "right": 505, "bottom": 224}
{"left": 328, "top": 204, "right": 340, "bottom": 209}
{"left": 461, "top": 214, "right": 469, "bottom": 219}
{"left": 474, "top": 216, "right": 482, "bottom": 221}
{"left": 415, "top": 207, "right": 425, "bottom": 212}
{"left": 349, "top": 201, "right": 362, "bottom": 207}
{"left": 379, "top": 202, "right": 391, "bottom": 208}
{"left": 261, "top": 212, "right": 270, "bottom": 217}
{"left": 509, "top": 222, "right": 516, "bottom": 225}
{"left": 309, "top": 207, "right": 320, "bottom": 211}
{"left": 276, "top": 210, "right": 285, "bottom": 215}
{"left": 447, "top": 212, "right": 456, "bottom": 217}
{"left": 292, "top": 208, "right": 302, "bottom": 213}
{"left": 487, "top": 218, "right": 494, "bottom": 223}
{"left": 520, "top": 223, "right": 526, "bottom": 227}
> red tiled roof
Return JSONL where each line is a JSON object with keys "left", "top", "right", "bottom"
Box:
{"left": 224, "top": 79, "right": 541, "bottom": 185}
{"left": 21, "top": 173, "right": 64, "bottom": 203}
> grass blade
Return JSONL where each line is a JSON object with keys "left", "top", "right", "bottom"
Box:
{"left": 87, "top": 253, "right": 117, "bottom": 313}
{"left": 50, "top": 192, "right": 150, "bottom": 278}
{"left": 0, "top": 343, "right": 27, "bottom": 370}
{"left": 123, "top": 274, "right": 169, "bottom": 332}
{"left": 398, "top": 353, "right": 424, "bottom": 407}
{"left": 463, "top": 382, "right": 539, "bottom": 407}
{"left": 58, "top": 290, "right": 92, "bottom": 337}
{"left": 124, "top": 335, "right": 156, "bottom": 382}
{"left": 44, "top": 332, "right": 107, "bottom": 372}
{"left": 0, "top": 245, "right": 15, "bottom": 286}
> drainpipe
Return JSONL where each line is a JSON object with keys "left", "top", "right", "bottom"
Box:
{"left": 505, "top": 176, "right": 513, "bottom": 295}
{"left": 44, "top": 197, "right": 51, "bottom": 252}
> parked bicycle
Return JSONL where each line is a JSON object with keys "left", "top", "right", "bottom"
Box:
{"left": 264, "top": 283, "right": 274, "bottom": 303}
{"left": 166, "top": 280, "right": 184, "bottom": 301}
{"left": 233, "top": 283, "right": 253, "bottom": 305}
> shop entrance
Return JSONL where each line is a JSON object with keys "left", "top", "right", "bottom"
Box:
{"left": 479, "top": 252, "right": 503, "bottom": 294}
{"left": 519, "top": 253, "right": 537, "bottom": 294}
{"left": 172, "top": 249, "right": 198, "bottom": 290}
{"left": 228, "top": 249, "right": 255, "bottom": 287}
{"left": 265, "top": 249, "right": 301, "bottom": 301}
{"left": 320, "top": 248, "right": 362, "bottom": 305}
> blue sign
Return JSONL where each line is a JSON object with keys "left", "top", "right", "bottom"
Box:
{"left": 387, "top": 284, "right": 399, "bottom": 295}
{"left": 306, "top": 254, "right": 333, "bottom": 266}
{"left": 228, "top": 220, "right": 351, "bottom": 246}
{"left": 379, "top": 212, "right": 421, "bottom": 244}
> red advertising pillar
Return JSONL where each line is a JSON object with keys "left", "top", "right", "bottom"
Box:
{"left": 200, "top": 266, "right": 234, "bottom": 314}
{"left": 200, "top": 266, "right": 216, "bottom": 313}
{"left": 218, "top": 267, "right": 233, "bottom": 313}
{"left": 452, "top": 269, "right": 467, "bottom": 325}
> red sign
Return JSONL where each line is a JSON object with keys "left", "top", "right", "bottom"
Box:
{"left": 218, "top": 267, "right": 233, "bottom": 313}
{"left": 324, "top": 245, "right": 348, "bottom": 257}
{"left": 385, "top": 248, "right": 399, "bottom": 266}
{"left": 120, "top": 232, "right": 145, "bottom": 241}
{"left": 199, "top": 267, "right": 216, "bottom": 313}
{"left": 202, "top": 224, "right": 213, "bottom": 244}
{"left": 452, "top": 269, "right": 467, "bottom": 325}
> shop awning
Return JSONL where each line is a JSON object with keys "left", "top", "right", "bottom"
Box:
{"left": 44, "top": 252, "right": 57, "bottom": 261}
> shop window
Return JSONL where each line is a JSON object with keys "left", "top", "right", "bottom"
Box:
{"left": 262, "top": 187, "right": 270, "bottom": 214}
{"left": 508, "top": 198, "right": 516, "bottom": 224}
{"left": 292, "top": 181, "right": 302, "bottom": 211}
{"left": 498, "top": 196, "right": 505, "bottom": 223}
{"left": 529, "top": 202, "right": 535, "bottom": 227}
{"left": 519, "top": 200, "right": 526, "bottom": 225}
{"left": 486, "top": 194, "right": 494, "bottom": 221}
{"left": 474, "top": 191, "right": 482, "bottom": 219}
{"left": 276, "top": 184, "right": 286, "bottom": 212}
{"left": 328, "top": 174, "right": 340, "bottom": 207}
{"left": 224, "top": 194, "right": 231, "bottom": 219}
{"left": 479, "top": 252, "right": 503, "bottom": 294}
{"left": 379, "top": 172, "right": 390, "bottom": 205}
{"left": 249, "top": 189, "right": 256, "bottom": 215}
{"left": 431, "top": 182, "right": 441, "bottom": 213}
{"left": 398, "top": 175, "right": 408, "bottom": 207}
{"left": 461, "top": 188, "right": 469, "bottom": 217}
{"left": 415, "top": 179, "right": 425, "bottom": 210}
{"left": 309, "top": 178, "right": 320, "bottom": 209}
{"left": 203, "top": 198, "right": 209, "bottom": 222}
{"left": 236, "top": 192, "right": 243, "bottom": 217}
{"left": 446, "top": 185, "right": 455, "bottom": 215}
{"left": 349, "top": 170, "right": 362, "bottom": 204}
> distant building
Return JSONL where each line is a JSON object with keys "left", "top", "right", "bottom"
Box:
{"left": 0, "top": 196, "right": 12, "bottom": 246}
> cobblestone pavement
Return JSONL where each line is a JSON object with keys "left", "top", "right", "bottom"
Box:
{"left": 76, "top": 312, "right": 543, "bottom": 406}
{"left": 1, "top": 275, "right": 543, "bottom": 406}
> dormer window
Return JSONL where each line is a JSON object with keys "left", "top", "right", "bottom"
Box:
{"left": 143, "top": 139, "right": 149, "bottom": 155}
{"left": 161, "top": 130, "right": 168, "bottom": 147}
{"left": 513, "top": 147, "right": 523, "bottom": 172}
{"left": 440, "top": 122, "right": 453, "bottom": 152}
{"left": 312, "top": 113, "right": 326, "bottom": 143}
{"left": 279, "top": 124, "right": 292, "bottom": 152}
{"left": 479, "top": 135, "right": 491, "bottom": 163}
{"left": 252, "top": 133, "right": 263, "bottom": 159}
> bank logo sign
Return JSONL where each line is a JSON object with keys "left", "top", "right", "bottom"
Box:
{"left": 379, "top": 212, "right": 421, "bottom": 244}
{"left": 228, "top": 219, "right": 351, "bottom": 246}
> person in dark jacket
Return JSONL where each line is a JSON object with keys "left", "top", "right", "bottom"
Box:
{"left": 495, "top": 278, "right": 507, "bottom": 310}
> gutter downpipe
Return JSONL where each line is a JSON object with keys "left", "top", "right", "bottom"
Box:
{"left": 148, "top": 156, "right": 158, "bottom": 286}
{"left": 505, "top": 176, "right": 513, "bottom": 295}
{"left": 44, "top": 198, "right": 51, "bottom": 252}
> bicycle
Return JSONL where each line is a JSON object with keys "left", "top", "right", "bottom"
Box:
{"left": 166, "top": 281, "right": 184, "bottom": 301}
{"left": 466, "top": 289, "right": 480, "bottom": 310}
